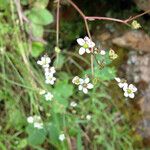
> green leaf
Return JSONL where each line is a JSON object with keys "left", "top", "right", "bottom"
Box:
{"left": 27, "top": 8, "right": 53, "bottom": 25}
{"left": 31, "top": 42, "right": 45, "bottom": 58}
{"left": 52, "top": 80, "right": 73, "bottom": 109}
{"left": 26, "top": 125, "right": 46, "bottom": 145}
{"left": 53, "top": 54, "right": 65, "bottom": 69}
{"left": 47, "top": 123, "right": 59, "bottom": 146}
{"left": 96, "top": 67, "right": 116, "bottom": 81}
{"left": 17, "top": 139, "right": 27, "bottom": 149}
{"left": 77, "top": 128, "right": 83, "bottom": 150}
{"left": 31, "top": 23, "right": 44, "bottom": 37}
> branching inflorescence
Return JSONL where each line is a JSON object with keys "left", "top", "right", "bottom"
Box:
{"left": 26, "top": 0, "right": 150, "bottom": 142}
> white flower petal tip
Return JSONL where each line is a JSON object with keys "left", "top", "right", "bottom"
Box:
{"left": 115, "top": 77, "right": 121, "bottom": 82}
{"left": 77, "top": 38, "right": 85, "bottom": 46}
{"left": 59, "top": 134, "right": 65, "bottom": 141}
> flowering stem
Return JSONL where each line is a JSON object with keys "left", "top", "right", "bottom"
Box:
{"left": 56, "top": 0, "right": 60, "bottom": 47}
{"left": 56, "top": 0, "right": 60, "bottom": 67}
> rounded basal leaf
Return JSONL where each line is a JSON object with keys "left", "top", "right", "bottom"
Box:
{"left": 25, "top": 23, "right": 44, "bottom": 38}
{"left": 27, "top": 8, "right": 53, "bottom": 25}
{"left": 31, "top": 42, "right": 45, "bottom": 58}
{"left": 26, "top": 125, "right": 46, "bottom": 145}
{"left": 31, "top": 23, "right": 44, "bottom": 37}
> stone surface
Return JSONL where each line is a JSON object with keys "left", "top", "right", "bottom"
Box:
{"left": 126, "top": 51, "right": 150, "bottom": 141}
{"left": 112, "top": 30, "right": 150, "bottom": 52}
{"left": 133, "top": 0, "right": 150, "bottom": 14}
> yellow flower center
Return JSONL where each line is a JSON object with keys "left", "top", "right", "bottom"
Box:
{"left": 83, "top": 43, "right": 89, "bottom": 49}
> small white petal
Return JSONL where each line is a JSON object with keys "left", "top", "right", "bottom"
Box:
{"left": 124, "top": 92, "right": 129, "bottom": 97}
{"left": 118, "top": 82, "right": 127, "bottom": 88}
{"left": 87, "top": 83, "right": 93, "bottom": 89}
{"left": 84, "top": 77, "right": 90, "bottom": 84}
{"left": 129, "top": 93, "right": 135, "bottom": 99}
{"left": 85, "top": 48, "right": 91, "bottom": 53}
{"left": 84, "top": 36, "right": 90, "bottom": 41}
{"left": 79, "top": 47, "right": 86, "bottom": 55}
{"left": 129, "top": 84, "right": 137, "bottom": 92}
{"left": 83, "top": 88, "right": 88, "bottom": 94}
{"left": 115, "top": 77, "right": 121, "bottom": 82}
{"left": 123, "top": 84, "right": 128, "bottom": 91}
{"left": 77, "top": 38, "right": 85, "bottom": 46}
{"left": 79, "top": 78, "right": 84, "bottom": 84}
{"left": 88, "top": 41, "right": 95, "bottom": 48}
{"left": 78, "top": 85, "right": 83, "bottom": 91}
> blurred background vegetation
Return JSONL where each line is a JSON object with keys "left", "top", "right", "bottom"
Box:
{"left": 0, "top": 0, "right": 150, "bottom": 149}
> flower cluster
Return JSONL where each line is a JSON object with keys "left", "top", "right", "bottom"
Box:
{"left": 27, "top": 115, "right": 43, "bottom": 129}
{"left": 37, "top": 55, "right": 56, "bottom": 85}
{"left": 131, "top": 20, "right": 141, "bottom": 29}
{"left": 72, "top": 76, "right": 94, "bottom": 94}
{"left": 115, "top": 77, "right": 137, "bottom": 99}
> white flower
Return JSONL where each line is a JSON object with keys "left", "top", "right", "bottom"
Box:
{"left": 44, "top": 66, "right": 56, "bottom": 76}
{"left": 45, "top": 74, "right": 56, "bottom": 85}
{"left": 115, "top": 77, "right": 127, "bottom": 88}
{"left": 37, "top": 55, "right": 51, "bottom": 68}
{"left": 78, "top": 77, "right": 93, "bottom": 94}
{"left": 45, "top": 92, "right": 53, "bottom": 101}
{"left": 70, "top": 101, "right": 77, "bottom": 107}
{"left": 77, "top": 36, "right": 95, "bottom": 55}
{"left": 27, "top": 116, "right": 34, "bottom": 123}
{"left": 27, "top": 115, "right": 43, "bottom": 129}
{"left": 123, "top": 84, "right": 137, "bottom": 99}
{"left": 100, "top": 50, "right": 106, "bottom": 55}
{"left": 59, "top": 134, "right": 65, "bottom": 141}
{"left": 34, "top": 122, "right": 43, "bottom": 129}
{"left": 86, "top": 115, "right": 91, "bottom": 120}
{"left": 72, "top": 76, "right": 83, "bottom": 85}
